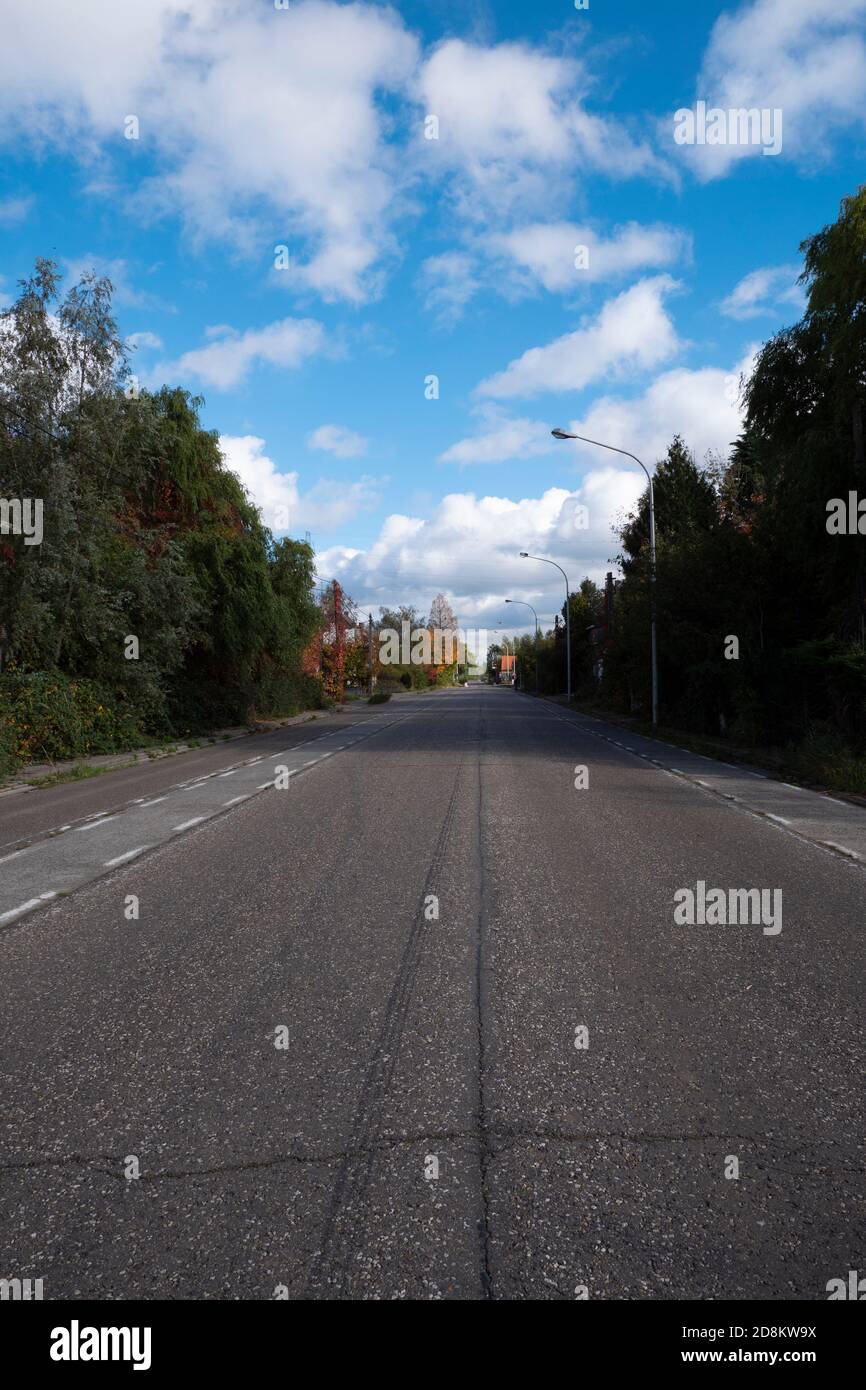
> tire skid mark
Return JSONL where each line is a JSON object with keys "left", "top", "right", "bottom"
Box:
{"left": 307, "top": 754, "right": 467, "bottom": 1298}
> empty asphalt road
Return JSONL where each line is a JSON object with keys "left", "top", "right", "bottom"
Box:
{"left": 1, "top": 685, "right": 864, "bottom": 1300}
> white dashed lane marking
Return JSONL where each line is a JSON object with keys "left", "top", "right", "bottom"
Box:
{"left": 1, "top": 713, "right": 409, "bottom": 928}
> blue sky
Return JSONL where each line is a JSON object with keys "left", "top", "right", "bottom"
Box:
{"left": 0, "top": 0, "right": 864, "bottom": 636}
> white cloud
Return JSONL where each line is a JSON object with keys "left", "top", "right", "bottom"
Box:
{"left": 125, "top": 330, "right": 163, "bottom": 353}
{"left": 719, "top": 263, "right": 805, "bottom": 319}
{"left": 0, "top": 194, "right": 33, "bottom": 224}
{"left": 156, "top": 317, "right": 325, "bottom": 390}
{"left": 0, "top": 0, "right": 418, "bottom": 304}
{"left": 63, "top": 254, "right": 174, "bottom": 311}
{"left": 220, "top": 433, "right": 383, "bottom": 534}
{"left": 316, "top": 476, "right": 645, "bottom": 629}
{"left": 557, "top": 350, "right": 758, "bottom": 471}
{"left": 419, "top": 252, "right": 482, "bottom": 327}
{"left": 490, "top": 221, "right": 690, "bottom": 294}
{"left": 416, "top": 38, "right": 673, "bottom": 222}
{"left": 440, "top": 405, "right": 555, "bottom": 465}
{"left": 350, "top": 352, "right": 755, "bottom": 627}
{"left": 0, "top": 6, "right": 680, "bottom": 303}
{"left": 307, "top": 423, "right": 368, "bottom": 458}
{"left": 677, "top": 0, "right": 866, "bottom": 178}
{"left": 476, "top": 276, "right": 681, "bottom": 399}
{"left": 420, "top": 222, "right": 690, "bottom": 323}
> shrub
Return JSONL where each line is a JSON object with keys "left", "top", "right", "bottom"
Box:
{"left": 368, "top": 689, "right": 391, "bottom": 704}
{"left": 0, "top": 668, "right": 144, "bottom": 772}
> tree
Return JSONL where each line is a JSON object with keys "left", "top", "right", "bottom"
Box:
{"left": 427, "top": 592, "right": 458, "bottom": 632}
{"left": 0, "top": 259, "right": 325, "bottom": 761}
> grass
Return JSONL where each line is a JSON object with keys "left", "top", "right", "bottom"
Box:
{"left": 27, "top": 759, "right": 137, "bottom": 789}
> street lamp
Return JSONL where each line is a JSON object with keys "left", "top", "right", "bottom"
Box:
{"left": 552, "top": 428, "right": 658, "bottom": 725}
{"left": 505, "top": 598, "right": 539, "bottom": 694}
{"left": 520, "top": 553, "right": 571, "bottom": 701}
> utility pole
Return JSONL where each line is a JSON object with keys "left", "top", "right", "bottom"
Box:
{"left": 368, "top": 612, "right": 374, "bottom": 696}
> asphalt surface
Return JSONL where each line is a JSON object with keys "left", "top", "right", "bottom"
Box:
{"left": 1, "top": 685, "right": 864, "bottom": 1300}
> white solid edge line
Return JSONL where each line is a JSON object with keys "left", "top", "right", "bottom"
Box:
{"left": 74, "top": 816, "right": 117, "bottom": 831}
{"left": 822, "top": 841, "right": 860, "bottom": 859}
{"left": 105, "top": 846, "right": 149, "bottom": 867}
{"left": 0, "top": 891, "right": 56, "bottom": 923}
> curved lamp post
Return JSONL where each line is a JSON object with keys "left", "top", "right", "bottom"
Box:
{"left": 505, "top": 598, "right": 539, "bottom": 694}
{"left": 552, "top": 428, "right": 658, "bottom": 725}
{"left": 519, "top": 553, "right": 571, "bottom": 701}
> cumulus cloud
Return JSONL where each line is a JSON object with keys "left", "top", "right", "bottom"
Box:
{"left": 220, "top": 433, "right": 383, "bottom": 534}
{"left": 155, "top": 317, "right": 326, "bottom": 390}
{"left": 674, "top": 0, "right": 866, "bottom": 178}
{"left": 125, "top": 330, "right": 163, "bottom": 353}
{"left": 420, "top": 222, "right": 690, "bottom": 323}
{"left": 316, "top": 475, "right": 645, "bottom": 629}
{"left": 0, "top": 0, "right": 418, "bottom": 303}
{"left": 440, "top": 405, "right": 555, "bottom": 466}
{"left": 307, "top": 423, "right": 369, "bottom": 458}
{"left": 489, "top": 221, "right": 690, "bottom": 294}
{"left": 0, "top": 4, "right": 678, "bottom": 302}
{"left": 416, "top": 38, "right": 673, "bottom": 223}
{"left": 557, "top": 350, "right": 758, "bottom": 471}
{"left": 719, "top": 263, "right": 805, "bottom": 319}
{"left": 329, "top": 349, "right": 757, "bottom": 625}
{"left": 476, "top": 276, "right": 681, "bottom": 399}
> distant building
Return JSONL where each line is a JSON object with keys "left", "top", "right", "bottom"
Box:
{"left": 489, "top": 652, "right": 515, "bottom": 685}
